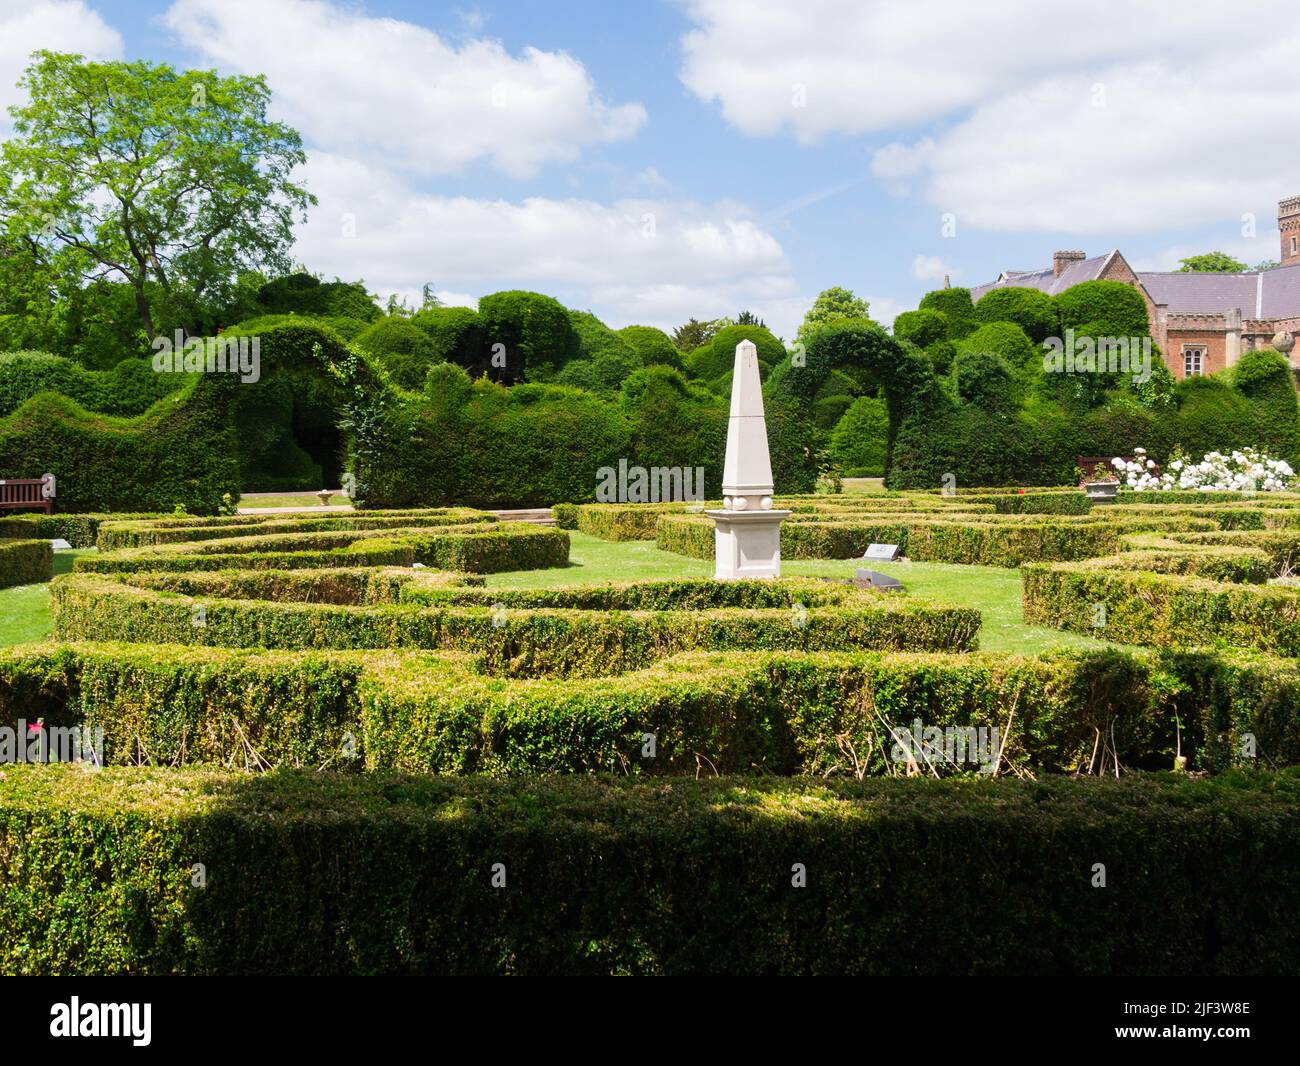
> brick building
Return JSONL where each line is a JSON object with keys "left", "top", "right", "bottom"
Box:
{"left": 971, "top": 196, "right": 1300, "bottom": 380}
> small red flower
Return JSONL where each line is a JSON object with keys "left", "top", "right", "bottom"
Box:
{"left": 27, "top": 722, "right": 42, "bottom": 734}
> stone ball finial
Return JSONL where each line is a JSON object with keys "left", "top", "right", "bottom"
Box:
{"left": 1272, "top": 330, "right": 1296, "bottom": 354}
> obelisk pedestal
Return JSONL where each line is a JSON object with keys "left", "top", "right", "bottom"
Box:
{"left": 706, "top": 339, "right": 789, "bottom": 579}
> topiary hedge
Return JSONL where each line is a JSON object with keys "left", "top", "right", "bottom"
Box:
{"left": 1054, "top": 279, "right": 1150, "bottom": 340}
{"left": 685, "top": 324, "right": 785, "bottom": 383}
{"left": 73, "top": 523, "right": 570, "bottom": 575}
{"left": 49, "top": 574, "right": 979, "bottom": 676}
{"left": 353, "top": 317, "right": 441, "bottom": 390}
{"left": 7, "top": 641, "right": 1300, "bottom": 775}
{"left": 973, "top": 287, "right": 1057, "bottom": 343}
{"left": 891, "top": 309, "right": 949, "bottom": 349}
{"left": 254, "top": 273, "right": 380, "bottom": 322}
{"left": 1023, "top": 559, "right": 1300, "bottom": 655}
{"left": 0, "top": 539, "right": 52, "bottom": 589}
{"left": 918, "top": 287, "right": 977, "bottom": 338}
{"left": 477, "top": 290, "right": 581, "bottom": 382}
{"left": 828, "top": 395, "right": 888, "bottom": 477}
{"left": 655, "top": 512, "right": 1133, "bottom": 566}
{"left": 409, "top": 306, "right": 485, "bottom": 369}
{"left": 93, "top": 508, "right": 492, "bottom": 550}
{"left": 0, "top": 352, "right": 186, "bottom": 419}
{"left": 0, "top": 376, "right": 240, "bottom": 513}
{"left": 2, "top": 764, "right": 1297, "bottom": 974}
{"left": 574, "top": 502, "right": 696, "bottom": 541}
{"left": 0, "top": 512, "right": 160, "bottom": 549}
{"left": 617, "top": 325, "right": 682, "bottom": 370}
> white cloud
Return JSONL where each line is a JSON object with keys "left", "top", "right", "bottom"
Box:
{"left": 680, "top": 0, "right": 1243, "bottom": 141}
{"left": 874, "top": 59, "right": 1300, "bottom": 234}
{"left": 911, "top": 255, "right": 952, "bottom": 283}
{"left": 635, "top": 167, "right": 669, "bottom": 188}
{"left": 455, "top": 7, "right": 488, "bottom": 35}
{"left": 684, "top": 0, "right": 1300, "bottom": 233}
{"left": 292, "top": 152, "right": 797, "bottom": 334}
{"left": 0, "top": 0, "right": 122, "bottom": 117}
{"left": 163, "top": 0, "right": 646, "bottom": 178}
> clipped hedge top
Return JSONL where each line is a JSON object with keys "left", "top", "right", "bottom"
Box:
{"left": 95, "top": 507, "right": 496, "bottom": 549}
{"left": 3, "top": 761, "right": 1296, "bottom": 823}
{"left": 75, "top": 520, "right": 569, "bottom": 574}
{"left": 54, "top": 570, "right": 945, "bottom": 622}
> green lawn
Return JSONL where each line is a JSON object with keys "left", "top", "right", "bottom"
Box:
{"left": 238, "top": 492, "right": 351, "bottom": 509}
{"left": 0, "top": 549, "right": 93, "bottom": 647}
{"left": 490, "top": 532, "right": 1120, "bottom": 655}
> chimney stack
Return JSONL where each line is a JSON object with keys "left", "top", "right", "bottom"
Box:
{"left": 1053, "top": 250, "right": 1086, "bottom": 278}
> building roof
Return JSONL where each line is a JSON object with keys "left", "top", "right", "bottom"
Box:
{"left": 969, "top": 252, "right": 1116, "bottom": 301}
{"left": 1137, "top": 263, "right": 1300, "bottom": 319}
{"left": 973, "top": 254, "right": 1300, "bottom": 321}
{"left": 1136, "top": 271, "right": 1259, "bottom": 316}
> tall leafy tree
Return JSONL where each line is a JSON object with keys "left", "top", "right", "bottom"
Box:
{"left": 796, "top": 286, "right": 871, "bottom": 342}
{"left": 671, "top": 317, "right": 720, "bottom": 353}
{"left": 1176, "top": 252, "right": 1248, "bottom": 273}
{"left": 0, "top": 51, "right": 314, "bottom": 338}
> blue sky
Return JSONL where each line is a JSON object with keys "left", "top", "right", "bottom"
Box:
{"left": 4, "top": 0, "right": 1298, "bottom": 337}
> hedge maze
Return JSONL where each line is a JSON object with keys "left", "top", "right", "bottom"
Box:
{"left": 4, "top": 493, "right": 1300, "bottom": 973}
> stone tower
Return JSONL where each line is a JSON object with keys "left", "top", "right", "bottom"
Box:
{"left": 1280, "top": 196, "right": 1300, "bottom": 267}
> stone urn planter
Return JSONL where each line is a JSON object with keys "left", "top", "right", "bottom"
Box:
{"left": 1084, "top": 480, "right": 1120, "bottom": 503}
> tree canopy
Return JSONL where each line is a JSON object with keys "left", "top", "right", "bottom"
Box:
{"left": 796, "top": 286, "right": 871, "bottom": 342}
{"left": 1177, "top": 252, "right": 1248, "bottom": 273}
{"left": 0, "top": 51, "right": 314, "bottom": 338}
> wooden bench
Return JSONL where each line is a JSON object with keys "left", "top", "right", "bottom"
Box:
{"left": 1076, "top": 455, "right": 1157, "bottom": 484}
{"left": 0, "top": 474, "right": 55, "bottom": 514}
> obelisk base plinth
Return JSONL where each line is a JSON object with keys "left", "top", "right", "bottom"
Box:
{"left": 706, "top": 509, "right": 791, "bottom": 580}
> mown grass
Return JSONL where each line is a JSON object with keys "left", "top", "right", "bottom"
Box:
{"left": 489, "top": 532, "right": 1121, "bottom": 655}
{"left": 238, "top": 492, "right": 351, "bottom": 509}
{"left": 0, "top": 549, "right": 93, "bottom": 646}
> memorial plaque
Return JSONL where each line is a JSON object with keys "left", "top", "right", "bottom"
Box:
{"left": 863, "top": 543, "right": 900, "bottom": 561}
{"left": 855, "top": 568, "right": 904, "bottom": 591}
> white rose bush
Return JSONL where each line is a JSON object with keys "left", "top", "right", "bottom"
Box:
{"left": 1112, "top": 446, "right": 1296, "bottom": 492}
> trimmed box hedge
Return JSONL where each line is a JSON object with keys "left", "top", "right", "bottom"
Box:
{"left": 655, "top": 513, "right": 1160, "bottom": 566}
{"left": 1023, "top": 562, "right": 1300, "bottom": 656}
{"left": 48, "top": 575, "right": 980, "bottom": 676}
{"left": 103, "top": 566, "right": 481, "bottom": 606}
{"left": 5, "top": 642, "right": 1298, "bottom": 776}
{"left": 75, "top": 523, "right": 571, "bottom": 575}
{"left": 1, "top": 765, "right": 1298, "bottom": 974}
{"left": 94, "top": 507, "right": 494, "bottom": 550}
{"left": 574, "top": 502, "right": 697, "bottom": 541}
{"left": 564, "top": 496, "right": 1008, "bottom": 544}
{"left": 0, "top": 539, "right": 52, "bottom": 589}
{"left": 0, "top": 512, "right": 160, "bottom": 549}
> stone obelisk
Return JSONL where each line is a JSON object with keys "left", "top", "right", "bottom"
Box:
{"left": 706, "top": 340, "right": 790, "bottom": 579}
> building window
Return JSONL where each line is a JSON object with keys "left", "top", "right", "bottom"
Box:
{"left": 1183, "top": 347, "right": 1204, "bottom": 377}
{"left": 1292, "top": 235, "right": 1298, "bottom": 255}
